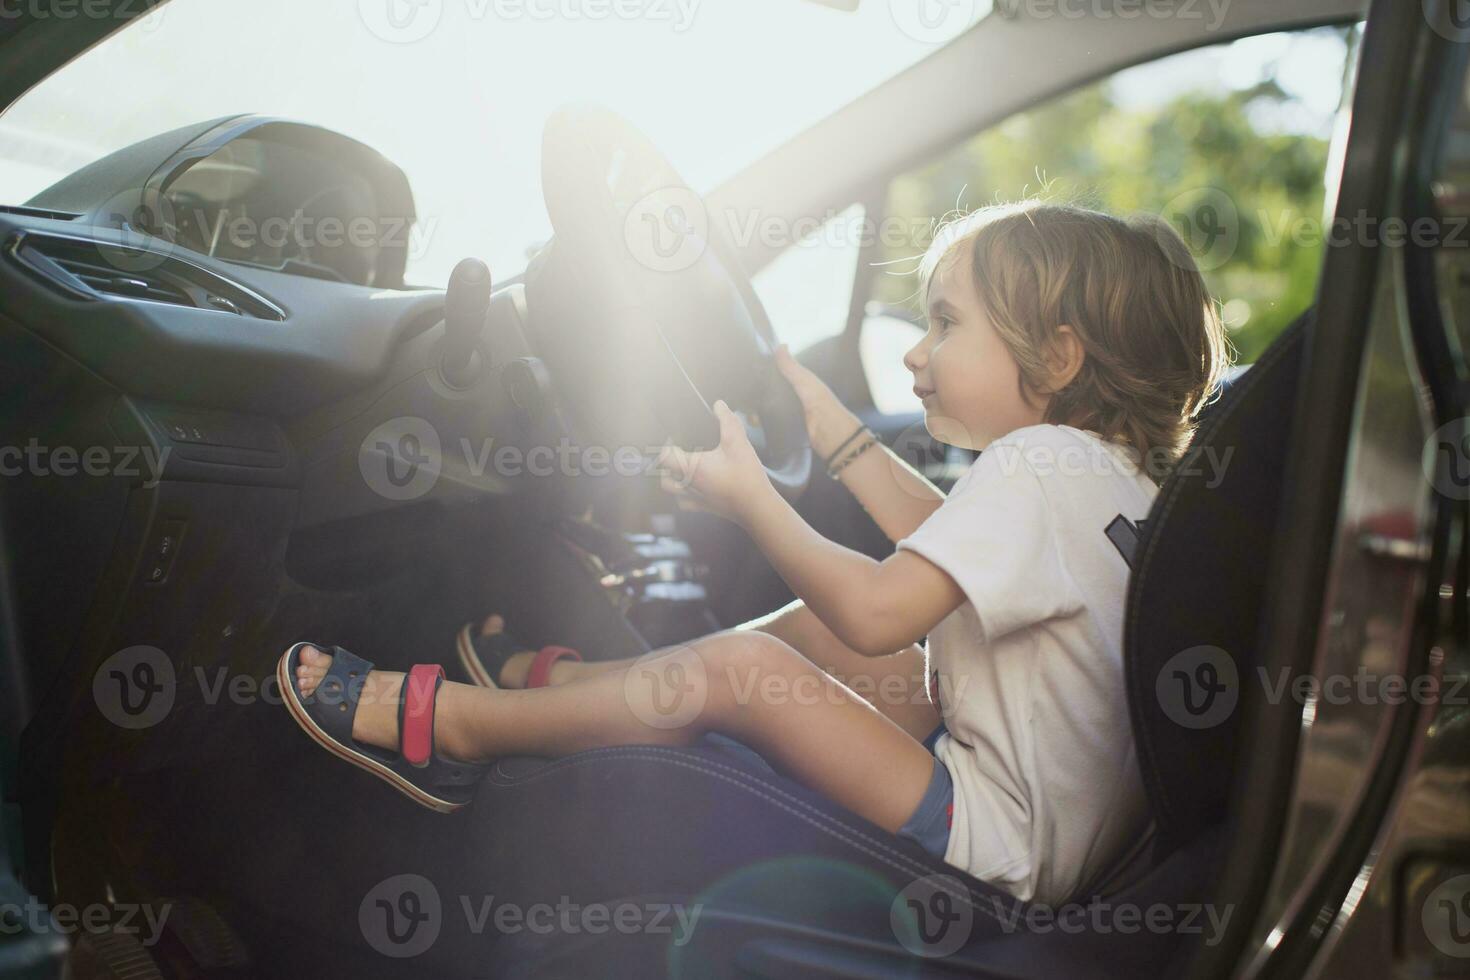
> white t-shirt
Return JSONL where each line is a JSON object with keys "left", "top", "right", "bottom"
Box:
{"left": 897, "top": 424, "right": 1158, "bottom": 906}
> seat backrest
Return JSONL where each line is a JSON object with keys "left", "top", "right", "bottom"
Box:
{"left": 1123, "top": 310, "right": 1310, "bottom": 847}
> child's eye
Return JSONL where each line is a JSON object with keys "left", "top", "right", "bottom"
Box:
{"left": 931, "top": 316, "right": 953, "bottom": 333}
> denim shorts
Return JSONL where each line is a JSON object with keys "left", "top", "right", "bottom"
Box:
{"left": 705, "top": 724, "right": 954, "bottom": 858}
{"left": 895, "top": 725, "right": 954, "bottom": 859}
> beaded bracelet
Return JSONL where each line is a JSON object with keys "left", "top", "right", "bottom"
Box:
{"left": 827, "top": 433, "right": 878, "bottom": 479}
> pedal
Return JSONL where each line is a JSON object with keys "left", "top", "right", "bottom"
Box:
{"left": 67, "top": 927, "right": 165, "bottom": 980}
{"left": 159, "top": 896, "right": 250, "bottom": 972}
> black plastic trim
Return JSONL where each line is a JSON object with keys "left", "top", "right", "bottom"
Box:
{"left": 1265, "top": 10, "right": 1470, "bottom": 977}
{"left": 8, "top": 230, "right": 287, "bottom": 321}
{"left": 1185, "top": 1, "right": 1431, "bottom": 976}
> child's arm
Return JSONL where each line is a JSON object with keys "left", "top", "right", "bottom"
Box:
{"left": 775, "top": 346, "right": 945, "bottom": 543}
{"left": 740, "top": 491, "right": 963, "bottom": 657}
{"left": 660, "top": 401, "right": 965, "bottom": 657}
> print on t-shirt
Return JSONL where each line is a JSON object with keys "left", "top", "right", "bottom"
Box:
{"left": 1105, "top": 514, "right": 1148, "bottom": 568}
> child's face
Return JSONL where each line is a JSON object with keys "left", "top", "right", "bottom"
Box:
{"left": 904, "top": 241, "right": 1046, "bottom": 450}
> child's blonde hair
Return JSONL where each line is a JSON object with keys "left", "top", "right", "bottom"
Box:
{"left": 918, "top": 199, "right": 1231, "bottom": 477}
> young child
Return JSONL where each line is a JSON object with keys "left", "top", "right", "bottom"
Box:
{"left": 280, "top": 200, "right": 1228, "bottom": 906}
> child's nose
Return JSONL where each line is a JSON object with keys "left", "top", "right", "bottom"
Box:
{"left": 903, "top": 338, "right": 927, "bottom": 373}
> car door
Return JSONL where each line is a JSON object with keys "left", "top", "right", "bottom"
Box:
{"left": 1183, "top": 0, "right": 1470, "bottom": 974}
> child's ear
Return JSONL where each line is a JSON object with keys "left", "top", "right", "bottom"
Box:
{"left": 1041, "top": 325, "right": 1086, "bottom": 392}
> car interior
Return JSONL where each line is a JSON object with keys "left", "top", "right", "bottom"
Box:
{"left": 1, "top": 0, "right": 1466, "bottom": 977}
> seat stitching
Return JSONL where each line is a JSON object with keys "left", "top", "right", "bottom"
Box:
{"left": 486, "top": 746, "right": 1006, "bottom": 924}
{"left": 491, "top": 749, "right": 1001, "bottom": 924}
{"left": 490, "top": 746, "right": 957, "bottom": 880}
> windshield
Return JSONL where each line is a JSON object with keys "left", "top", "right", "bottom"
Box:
{"left": 0, "top": 0, "right": 989, "bottom": 286}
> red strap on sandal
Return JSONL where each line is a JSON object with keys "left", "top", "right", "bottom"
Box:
{"left": 401, "top": 664, "right": 445, "bottom": 768}
{"left": 526, "top": 645, "right": 581, "bottom": 689}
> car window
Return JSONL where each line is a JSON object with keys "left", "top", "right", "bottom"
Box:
{"left": 751, "top": 204, "right": 866, "bottom": 351}
{"left": 861, "top": 26, "right": 1360, "bottom": 415}
{"left": 0, "top": 1, "right": 992, "bottom": 288}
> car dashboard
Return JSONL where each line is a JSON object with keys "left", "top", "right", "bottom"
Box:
{"left": 0, "top": 117, "right": 602, "bottom": 754}
{"left": 0, "top": 114, "right": 534, "bottom": 477}
{"left": 164, "top": 134, "right": 391, "bottom": 287}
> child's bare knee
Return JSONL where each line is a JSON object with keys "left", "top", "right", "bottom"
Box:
{"left": 698, "top": 631, "right": 814, "bottom": 714}
{"left": 707, "top": 629, "right": 799, "bottom": 674}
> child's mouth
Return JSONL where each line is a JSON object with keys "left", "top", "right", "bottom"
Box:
{"left": 913, "top": 386, "right": 936, "bottom": 401}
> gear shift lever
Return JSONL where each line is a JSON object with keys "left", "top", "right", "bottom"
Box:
{"left": 442, "top": 257, "right": 491, "bottom": 387}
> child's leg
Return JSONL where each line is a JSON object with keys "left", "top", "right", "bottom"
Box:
{"left": 741, "top": 601, "right": 941, "bottom": 741}
{"left": 480, "top": 604, "right": 941, "bottom": 742}
{"left": 300, "top": 630, "right": 938, "bottom": 834}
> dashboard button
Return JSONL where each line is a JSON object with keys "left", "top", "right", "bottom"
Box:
{"left": 143, "top": 520, "right": 186, "bottom": 586}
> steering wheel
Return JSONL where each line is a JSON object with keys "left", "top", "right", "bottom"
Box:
{"left": 524, "top": 105, "right": 811, "bottom": 500}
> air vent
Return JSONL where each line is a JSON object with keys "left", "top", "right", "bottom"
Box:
{"left": 48, "top": 250, "right": 196, "bottom": 306}
{"left": 0, "top": 204, "right": 82, "bottom": 221}
{"left": 7, "top": 232, "right": 286, "bottom": 321}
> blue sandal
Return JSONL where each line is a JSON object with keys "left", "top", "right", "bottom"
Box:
{"left": 278, "top": 642, "right": 488, "bottom": 813}
{"left": 455, "top": 621, "right": 581, "bottom": 689}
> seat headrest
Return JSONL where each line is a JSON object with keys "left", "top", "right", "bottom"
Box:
{"left": 1123, "top": 310, "right": 1310, "bottom": 846}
